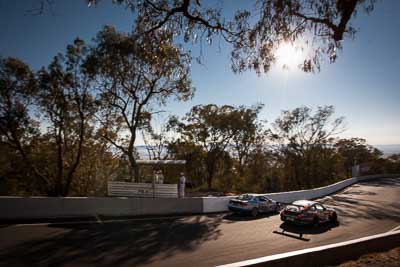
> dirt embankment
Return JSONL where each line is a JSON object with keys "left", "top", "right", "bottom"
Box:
{"left": 336, "top": 247, "right": 400, "bottom": 267}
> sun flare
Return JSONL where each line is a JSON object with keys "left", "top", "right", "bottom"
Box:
{"left": 275, "top": 42, "right": 305, "bottom": 71}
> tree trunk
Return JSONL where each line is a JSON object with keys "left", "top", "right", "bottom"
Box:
{"left": 127, "top": 151, "right": 139, "bottom": 182}
{"left": 62, "top": 100, "right": 87, "bottom": 197}
{"left": 56, "top": 130, "right": 64, "bottom": 196}
{"left": 206, "top": 152, "right": 217, "bottom": 190}
{"left": 238, "top": 154, "right": 244, "bottom": 177}
{"left": 206, "top": 163, "right": 214, "bottom": 190}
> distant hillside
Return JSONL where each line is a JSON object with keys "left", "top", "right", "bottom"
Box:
{"left": 136, "top": 144, "right": 400, "bottom": 159}
{"left": 374, "top": 145, "right": 400, "bottom": 156}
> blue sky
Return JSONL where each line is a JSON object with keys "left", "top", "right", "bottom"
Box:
{"left": 1, "top": 0, "right": 399, "bottom": 145}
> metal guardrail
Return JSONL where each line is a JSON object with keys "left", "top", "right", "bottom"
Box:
{"left": 107, "top": 181, "right": 178, "bottom": 198}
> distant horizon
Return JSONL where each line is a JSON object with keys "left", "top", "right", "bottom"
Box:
{"left": 374, "top": 144, "right": 400, "bottom": 146}
{"left": 135, "top": 143, "right": 400, "bottom": 147}
{"left": 134, "top": 144, "right": 400, "bottom": 157}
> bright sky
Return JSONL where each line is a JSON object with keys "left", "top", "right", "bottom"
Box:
{"left": 1, "top": 0, "right": 399, "bottom": 145}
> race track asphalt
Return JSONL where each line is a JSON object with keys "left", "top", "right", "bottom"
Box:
{"left": 0, "top": 177, "right": 399, "bottom": 267}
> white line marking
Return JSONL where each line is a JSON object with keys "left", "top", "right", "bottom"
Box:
{"left": 388, "top": 225, "right": 400, "bottom": 232}
{"left": 95, "top": 214, "right": 103, "bottom": 224}
{"left": 217, "top": 230, "right": 400, "bottom": 267}
{"left": 15, "top": 223, "right": 52, "bottom": 227}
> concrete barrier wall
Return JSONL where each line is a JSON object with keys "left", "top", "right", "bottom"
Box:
{"left": 217, "top": 230, "right": 400, "bottom": 267}
{"left": 203, "top": 196, "right": 236, "bottom": 213}
{"left": 0, "top": 174, "right": 398, "bottom": 220}
{"left": 0, "top": 196, "right": 203, "bottom": 220}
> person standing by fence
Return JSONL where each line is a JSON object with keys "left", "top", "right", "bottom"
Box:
{"left": 178, "top": 172, "right": 186, "bottom": 198}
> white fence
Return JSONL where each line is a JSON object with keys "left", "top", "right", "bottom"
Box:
{"left": 107, "top": 181, "right": 178, "bottom": 198}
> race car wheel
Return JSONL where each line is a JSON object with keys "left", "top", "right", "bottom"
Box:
{"left": 313, "top": 217, "right": 320, "bottom": 227}
{"left": 330, "top": 212, "right": 338, "bottom": 223}
{"left": 251, "top": 208, "right": 259, "bottom": 217}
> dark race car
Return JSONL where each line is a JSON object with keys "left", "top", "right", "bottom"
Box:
{"left": 228, "top": 194, "right": 282, "bottom": 217}
{"left": 280, "top": 200, "right": 338, "bottom": 226}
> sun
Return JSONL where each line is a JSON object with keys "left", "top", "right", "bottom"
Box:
{"left": 275, "top": 42, "right": 305, "bottom": 71}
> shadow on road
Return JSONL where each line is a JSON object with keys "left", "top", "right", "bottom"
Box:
{"left": 342, "top": 189, "right": 376, "bottom": 196}
{"left": 329, "top": 196, "right": 400, "bottom": 224}
{"left": 273, "top": 221, "right": 340, "bottom": 241}
{"left": 0, "top": 215, "right": 223, "bottom": 267}
{"left": 358, "top": 177, "right": 400, "bottom": 187}
{"left": 222, "top": 211, "right": 279, "bottom": 222}
{"left": 323, "top": 178, "right": 400, "bottom": 225}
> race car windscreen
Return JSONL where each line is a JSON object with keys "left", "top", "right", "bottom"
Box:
{"left": 285, "top": 205, "right": 305, "bottom": 212}
{"left": 236, "top": 194, "right": 253, "bottom": 201}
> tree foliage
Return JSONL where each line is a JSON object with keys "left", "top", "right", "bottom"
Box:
{"left": 1, "top": 2, "right": 396, "bottom": 196}
{"left": 271, "top": 105, "right": 345, "bottom": 154}
{"left": 335, "top": 138, "right": 382, "bottom": 177}
{"left": 86, "top": 25, "right": 194, "bottom": 181}
{"left": 35, "top": 39, "right": 97, "bottom": 196}
{"left": 0, "top": 54, "right": 393, "bottom": 196}
{"left": 88, "top": 0, "right": 376, "bottom": 73}
{"left": 169, "top": 104, "right": 239, "bottom": 189}
{"left": 269, "top": 105, "right": 346, "bottom": 188}
{"left": 0, "top": 57, "right": 37, "bottom": 147}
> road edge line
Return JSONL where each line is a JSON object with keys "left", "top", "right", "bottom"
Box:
{"left": 216, "top": 230, "right": 400, "bottom": 267}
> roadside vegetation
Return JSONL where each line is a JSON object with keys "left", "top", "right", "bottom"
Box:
{"left": 1, "top": 0, "right": 399, "bottom": 196}
{"left": 1, "top": 51, "right": 398, "bottom": 196}
{"left": 336, "top": 246, "right": 400, "bottom": 267}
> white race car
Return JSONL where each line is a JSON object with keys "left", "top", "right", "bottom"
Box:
{"left": 228, "top": 194, "right": 282, "bottom": 217}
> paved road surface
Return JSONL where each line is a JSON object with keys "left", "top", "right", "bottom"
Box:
{"left": 0, "top": 177, "right": 399, "bottom": 267}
